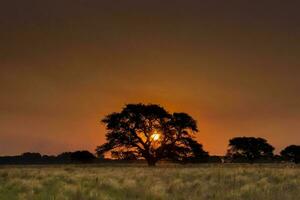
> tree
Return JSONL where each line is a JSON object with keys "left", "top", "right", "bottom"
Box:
{"left": 56, "top": 152, "right": 73, "bottom": 163}
{"left": 20, "top": 152, "right": 42, "bottom": 164}
{"left": 280, "top": 145, "right": 300, "bottom": 164}
{"left": 96, "top": 103, "right": 207, "bottom": 166}
{"left": 226, "top": 137, "right": 274, "bottom": 163}
{"left": 183, "top": 138, "right": 209, "bottom": 163}
{"left": 21, "top": 152, "right": 42, "bottom": 158}
{"left": 70, "top": 151, "right": 96, "bottom": 163}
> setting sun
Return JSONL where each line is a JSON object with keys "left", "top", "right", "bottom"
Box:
{"left": 151, "top": 132, "right": 160, "bottom": 141}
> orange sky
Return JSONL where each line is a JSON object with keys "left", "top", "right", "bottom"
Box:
{"left": 0, "top": 1, "right": 300, "bottom": 156}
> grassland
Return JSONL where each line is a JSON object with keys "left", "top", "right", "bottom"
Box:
{"left": 0, "top": 164, "right": 299, "bottom": 200}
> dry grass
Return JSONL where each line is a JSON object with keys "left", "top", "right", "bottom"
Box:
{"left": 0, "top": 164, "right": 299, "bottom": 200}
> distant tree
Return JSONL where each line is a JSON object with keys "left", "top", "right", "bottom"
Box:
{"left": 280, "top": 145, "right": 300, "bottom": 164}
{"left": 21, "top": 152, "right": 42, "bottom": 159}
{"left": 56, "top": 152, "right": 73, "bottom": 163}
{"left": 70, "top": 151, "right": 96, "bottom": 163}
{"left": 96, "top": 104, "right": 207, "bottom": 166}
{"left": 20, "top": 152, "right": 42, "bottom": 164}
{"left": 42, "top": 155, "right": 57, "bottom": 163}
{"left": 226, "top": 137, "right": 274, "bottom": 163}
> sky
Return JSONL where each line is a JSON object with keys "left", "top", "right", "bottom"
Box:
{"left": 0, "top": 0, "right": 300, "bottom": 156}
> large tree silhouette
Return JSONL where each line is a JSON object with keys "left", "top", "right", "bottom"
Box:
{"left": 281, "top": 145, "right": 300, "bottom": 164}
{"left": 96, "top": 104, "right": 207, "bottom": 166}
{"left": 226, "top": 137, "right": 274, "bottom": 163}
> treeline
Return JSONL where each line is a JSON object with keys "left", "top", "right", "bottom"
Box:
{"left": 225, "top": 137, "right": 299, "bottom": 164}
{"left": 0, "top": 137, "right": 299, "bottom": 165}
{"left": 0, "top": 151, "right": 98, "bottom": 165}
{"left": 103, "top": 137, "right": 300, "bottom": 164}
{"left": 97, "top": 104, "right": 299, "bottom": 166}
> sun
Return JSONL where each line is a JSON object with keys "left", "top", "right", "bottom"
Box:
{"left": 151, "top": 131, "right": 160, "bottom": 141}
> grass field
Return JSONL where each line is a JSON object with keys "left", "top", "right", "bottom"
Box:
{"left": 0, "top": 164, "right": 299, "bottom": 200}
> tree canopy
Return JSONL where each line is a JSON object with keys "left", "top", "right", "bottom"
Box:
{"left": 281, "top": 145, "right": 300, "bottom": 164}
{"left": 226, "top": 137, "right": 274, "bottom": 163}
{"left": 96, "top": 103, "right": 208, "bottom": 166}
{"left": 70, "top": 151, "right": 96, "bottom": 163}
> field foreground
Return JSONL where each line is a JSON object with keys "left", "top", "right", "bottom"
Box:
{"left": 0, "top": 164, "right": 299, "bottom": 200}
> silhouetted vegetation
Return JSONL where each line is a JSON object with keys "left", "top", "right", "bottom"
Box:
{"left": 0, "top": 104, "right": 299, "bottom": 165}
{"left": 0, "top": 150, "right": 97, "bottom": 165}
{"left": 96, "top": 104, "right": 208, "bottom": 166}
{"left": 281, "top": 145, "right": 300, "bottom": 164}
{"left": 181, "top": 137, "right": 209, "bottom": 163}
{"left": 70, "top": 151, "right": 96, "bottom": 163}
{"left": 226, "top": 137, "right": 274, "bottom": 163}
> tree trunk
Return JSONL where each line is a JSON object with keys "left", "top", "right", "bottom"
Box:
{"left": 143, "top": 147, "right": 157, "bottom": 167}
{"left": 146, "top": 158, "right": 157, "bottom": 167}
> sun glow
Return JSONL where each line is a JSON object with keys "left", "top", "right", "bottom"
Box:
{"left": 151, "top": 132, "right": 160, "bottom": 141}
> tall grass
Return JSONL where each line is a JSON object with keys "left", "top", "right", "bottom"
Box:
{"left": 0, "top": 164, "right": 299, "bottom": 200}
